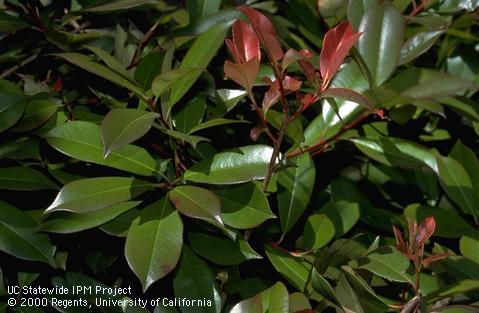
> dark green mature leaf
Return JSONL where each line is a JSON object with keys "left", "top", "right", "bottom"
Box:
{"left": 460, "top": 232, "right": 479, "bottom": 264}
{"left": 81, "top": 0, "right": 159, "bottom": 12}
{"left": 348, "top": 0, "right": 376, "bottom": 30}
{"left": 126, "top": 198, "right": 183, "bottom": 291}
{"left": 38, "top": 201, "right": 140, "bottom": 233}
{"left": 169, "top": 185, "right": 223, "bottom": 226}
{"left": 388, "top": 68, "right": 476, "bottom": 99}
{"left": 357, "top": 1, "right": 404, "bottom": 85}
{"left": 436, "top": 154, "right": 478, "bottom": 219}
{"left": 184, "top": 145, "right": 277, "bottom": 185}
{"left": 350, "top": 247, "right": 412, "bottom": 283}
{"left": 404, "top": 204, "right": 474, "bottom": 238}
{"left": 85, "top": 45, "right": 131, "bottom": 79}
{"left": 265, "top": 245, "right": 321, "bottom": 301}
{"left": 100, "top": 208, "right": 140, "bottom": 237}
{"left": 10, "top": 100, "right": 58, "bottom": 132}
{"left": 46, "top": 121, "right": 160, "bottom": 176}
{"left": 304, "top": 62, "right": 368, "bottom": 146}
{"left": 426, "top": 280, "right": 479, "bottom": 303}
{"left": 278, "top": 153, "right": 315, "bottom": 235}
{"left": 169, "top": 23, "right": 229, "bottom": 107}
{"left": 135, "top": 52, "right": 164, "bottom": 90}
{"left": 229, "top": 282, "right": 289, "bottom": 313}
{"left": 0, "top": 90, "right": 26, "bottom": 133}
{"left": 0, "top": 11, "right": 28, "bottom": 32}
{"left": 302, "top": 214, "right": 335, "bottom": 249}
{"left": 320, "top": 200, "right": 360, "bottom": 238}
{"left": 53, "top": 53, "right": 147, "bottom": 99}
{"left": 44, "top": 177, "right": 152, "bottom": 214}
{"left": 189, "top": 232, "right": 261, "bottom": 266}
{"left": 399, "top": 30, "right": 446, "bottom": 65}
{"left": 450, "top": 140, "right": 479, "bottom": 200}
{"left": 188, "top": 118, "right": 250, "bottom": 134}
{"left": 187, "top": 0, "right": 222, "bottom": 24}
{"left": 216, "top": 183, "right": 275, "bottom": 229}
{"left": 0, "top": 201, "right": 55, "bottom": 266}
{"left": 0, "top": 167, "right": 57, "bottom": 191}
{"left": 101, "top": 109, "right": 159, "bottom": 156}
{"left": 173, "top": 246, "right": 221, "bottom": 313}
{"left": 152, "top": 68, "right": 203, "bottom": 98}
{"left": 351, "top": 137, "right": 437, "bottom": 173}
{"left": 341, "top": 266, "right": 390, "bottom": 313}
{"left": 173, "top": 95, "right": 206, "bottom": 133}
{"left": 311, "top": 268, "right": 342, "bottom": 308}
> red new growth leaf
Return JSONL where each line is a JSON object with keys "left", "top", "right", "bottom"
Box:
{"left": 416, "top": 216, "right": 436, "bottom": 247}
{"left": 262, "top": 76, "right": 302, "bottom": 112}
{"left": 238, "top": 5, "right": 284, "bottom": 62}
{"left": 393, "top": 226, "right": 407, "bottom": 255}
{"left": 422, "top": 253, "right": 450, "bottom": 268}
{"left": 227, "top": 20, "right": 261, "bottom": 64}
{"left": 282, "top": 48, "right": 313, "bottom": 72}
{"left": 319, "top": 21, "right": 361, "bottom": 89}
{"left": 224, "top": 58, "right": 260, "bottom": 91}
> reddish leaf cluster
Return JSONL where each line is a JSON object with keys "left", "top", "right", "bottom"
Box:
{"left": 224, "top": 5, "right": 371, "bottom": 116}
{"left": 393, "top": 217, "right": 449, "bottom": 269}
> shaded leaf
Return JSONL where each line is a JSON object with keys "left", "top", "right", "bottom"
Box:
{"left": 10, "top": 100, "right": 58, "bottom": 132}
{"left": 217, "top": 182, "right": 275, "bottom": 229}
{"left": 0, "top": 201, "right": 55, "bottom": 266}
{"left": 82, "top": 0, "right": 159, "bottom": 12}
{"left": 302, "top": 214, "right": 335, "bottom": 249}
{"left": 152, "top": 68, "right": 203, "bottom": 98}
{"left": 399, "top": 30, "right": 446, "bottom": 65}
{"left": 278, "top": 153, "right": 315, "bottom": 235}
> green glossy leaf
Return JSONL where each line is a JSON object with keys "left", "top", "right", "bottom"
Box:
{"left": 217, "top": 183, "right": 275, "bottom": 229}
{"left": 440, "top": 96, "right": 479, "bottom": 122}
{"left": 100, "top": 208, "right": 140, "bottom": 237}
{"left": 278, "top": 153, "right": 315, "bottom": 235}
{"left": 351, "top": 137, "right": 437, "bottom": 173}
{"left": 0, "top": 90, "right": 26, "bottom": 133}
{"left": 189, "top": 232, "right": 261, "bottom": 266}
{"left": 388, "top": 68, "right": 476, "bottom": 99}
{"left": 44, "top": 177, "right": 151, "bottom": 214}
{"left": 350, "top": 247, "right": 412, "bottom": 283}
{"left": 169, "top": 23, "right": 229, "bottom": 107}
{"left": 38, "top": 201, "right": 140, "bottom": 233}
{"left": 357, "top": 2, "right": 404, "bottom": 85}
{"left": 184, "top": 145, "right": 277, "bottom": 185}
{"left": 311, "top": 268, "right": 342, "bottom": 308}
{"left": 187, "top": 0, "right": 221, "bottom": 24}
{"left": 173, "top": 95, "right": 206, "bottom": 133}
{"left": 188, "top": 118, "right": 250, "bottom": 134}
{"left": 54, "top": 53, "right": 146, "bottom": 98}
{"left": 404, "top": 204, "right": 474, "bottom": 238}
{"left": 450, "top": 140, "right": 479, "bottom": 197}
{"left": 152, "top": 68, "right": 203, "bottom": 98}
{"left": 169, "top": 185, "right": 223, "bottom": 226}
{"left": 10, "top": 100, "right": 58, "bottom": 132}
{"left": 230, "top": 282, "right": 289, "bottom": 313}
{"left": 214, "top": 89, "right": 247, "bottom": 116}
{"left": 126, "top": 198, "right": 183, "bottom": 291}
{"left": 82, "top": 0, "right": 159, "bottom": 12}
{"left": 135, "top": 52, "right": 164, "bottom": 90}
{"left": 436, "top": 154, "right": 478, "bottom": 219}
{"left": 460, "top": 232, "right": 479, "bottom": 264}
{"left": 173, "top": 246, "right": 221, "bottom": 313}
{"left": 0, "top": 167, "right": 57, "bottom": 191}
{"left": 348, "top": 0, "right": 376, "bottom": 30}
{"left": 164, "top": 128, "right": 210, "bottom": 148}
{"left": 340, "top": 266, "right": 389, "bottom": 313}
{"left": 399, "top": 30, "right": 446, "bottom": 65}
{"left": 101, "top": 109, "right": 159, "bottom": 156}
{"left": 320, "top": 200, "right": 360, "bottom": 238}
{"left": 85, "top": 45, "right": 131, "bottom": 79}
{"left": 302, "top": 214, "right": 335, "bottom": 249}
{"left": 265, "top": 245, "right": 321, "bottom": 301}
{"left": 304, "top": 62, "right": 368, "bottom": 146}
{"left": 266, "top": 110, "right": 304, "bottom": 144}
{"left": 288, "top": 292, "right": 312, "bottom": 313}
{"left": 46, "top": 121, "right": 160, "bottom": 176}
{"left": 426, "top": 280, "right": 479, "bottom": 303}
{"left": 0, "top": 201, "right": 55, "bottom": 266}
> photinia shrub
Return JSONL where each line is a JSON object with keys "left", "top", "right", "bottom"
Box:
{"left": 0, "top": 0, "right": 478, "bottom": 312}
